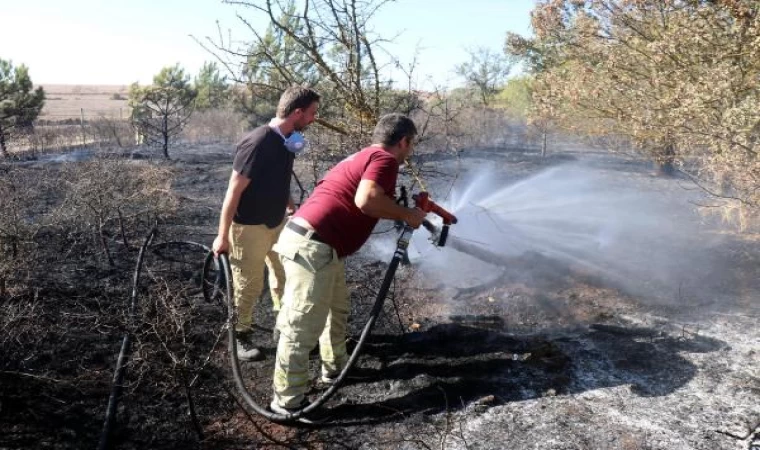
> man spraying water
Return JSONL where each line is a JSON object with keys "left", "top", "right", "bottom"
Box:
{"left": 269, "top": 113, "right": 427, "bottom": 421}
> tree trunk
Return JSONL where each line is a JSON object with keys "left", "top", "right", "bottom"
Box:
{"left": 541, "top": 129, "right": 547, "bottom": 158}
{"left": 109, "top": 122, "right": 123, "bottom": 148}
{"left": 117, "top": 208, "right": 130, "bottom": 249}
{"left": 97, "top": 219, "right": 115, "bottom": 267}
{"left": 162, "top": 116, "right": 170, "bottom": 159}
{"left": 0, "top": 126, "right": 8, "bottom": 158}
{"left": 655, "top": 144, "right": 676, "bottom": 177}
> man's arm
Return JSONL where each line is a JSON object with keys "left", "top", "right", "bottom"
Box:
{"left": 213, "top": 170, "right": 251, "bottom": 256}
{"left": 355, "top": 179, "right": 426, "bottom": 228}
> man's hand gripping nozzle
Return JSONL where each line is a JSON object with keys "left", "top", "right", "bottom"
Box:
{"left": 412, "top": 192, "right": 458, "bottom": 247}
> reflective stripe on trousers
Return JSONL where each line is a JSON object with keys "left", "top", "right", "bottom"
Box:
{"left": 228, "top": 219, "right": 286, "bottom": 332}
{"left": 271, "top": 227, "right": 349, "bottom": 408}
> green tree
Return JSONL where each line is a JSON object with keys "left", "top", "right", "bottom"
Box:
{"left": 0, "top": 59, "right": 45, "bottom": 157}
{"left": 202, "top": 0, "right": 414, "bottom": 145}
{"left": 455, "top": 47, "right": 516, "bottom": 107}
{"left": 507, "top": 0, "right": 760, "bottom": 216}
{"left": 494, "top": 76, "right": 533, "bottom": 119}
{"left": 194, "top": 61, "right": 228, "bottom": 110}
{"left": 129, "top": 64, "right": 197, "bottom": 159}
{"left": 234, "top": 1, "right": 321, "bottom": 126}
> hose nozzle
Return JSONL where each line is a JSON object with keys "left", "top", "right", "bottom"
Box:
{"left": 412, "top": 192, "right": 458, "bottom": 225}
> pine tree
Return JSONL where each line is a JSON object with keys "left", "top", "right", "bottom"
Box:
{"left": 0, "top": 59, "right": 45, "bottom": 157}
{"left": 129, "top": 64, "right": 197, "bottom": 159}
{"left": 236, "top": 2, "right": 320, "bottom": 126}
{"left": 194, "top": 61, "right": 228, "bottom": 110}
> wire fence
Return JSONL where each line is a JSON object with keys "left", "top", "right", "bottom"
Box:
{"left": 4, "top": 108, "right": 246, "bottom": 155}
{"left": 37, "top": 108, "right": 131, "bottom": 124}
{"left": 8, "top": 105, "right": 131, "bottom": 123}
{"left": 5, "top": 105, "right": 554, "bottom": 162}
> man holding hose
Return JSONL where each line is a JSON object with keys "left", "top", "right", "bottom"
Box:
{"left": 269, "top": 113, "right": 426, "bottom": 417}
{"left": 213, "top": 86, "right": 320, "bottom": 362}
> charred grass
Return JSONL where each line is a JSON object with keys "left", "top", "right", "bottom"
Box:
{"left": 1, "top": 143, "right": 758, "bottom": 449}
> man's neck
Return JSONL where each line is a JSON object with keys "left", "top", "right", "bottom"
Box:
{"left": 370, "top": 143, "right": 404, "bottom": 163}
{"left": 269, "top": 117, "right": 294, "bottom": 136}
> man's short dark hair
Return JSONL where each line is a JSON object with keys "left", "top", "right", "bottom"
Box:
{"left": 372, "top": 113, "right": 417, "bottom": 147}
{"left": 277, "top": 85, "right": 321, "bottom": 118}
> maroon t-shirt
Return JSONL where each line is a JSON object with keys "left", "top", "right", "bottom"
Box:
{"left": 296, "top": 146, "right": 399, "bottom": 257}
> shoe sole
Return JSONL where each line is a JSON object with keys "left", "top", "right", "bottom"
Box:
{"left": 269, "top": 401, "right": 330, "bottom": 425}
{"left": 236, "top": 349, "right": 265, "bottom": 362}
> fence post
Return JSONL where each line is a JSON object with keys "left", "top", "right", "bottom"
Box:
{"left": 80, "top": 108, "right": 86, "bottom": 147}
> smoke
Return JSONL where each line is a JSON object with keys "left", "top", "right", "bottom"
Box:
{"left": 402, "top": 163, "right": 728, "bottom": 308}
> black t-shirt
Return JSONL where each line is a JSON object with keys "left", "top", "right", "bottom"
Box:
{"left": 232, "top": 125, "right": 294, "bottom": 227}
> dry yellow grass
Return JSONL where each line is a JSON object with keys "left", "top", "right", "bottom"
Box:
{"left": 38, "top": 84, "right": 130, "bottom": 121}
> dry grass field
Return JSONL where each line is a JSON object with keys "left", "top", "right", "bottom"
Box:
{"left": 38, "top": 84, "right": 130, "bottom": 121}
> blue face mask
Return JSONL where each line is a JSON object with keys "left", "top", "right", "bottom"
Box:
{"left": 284, "top": 132, "right": 306, "bottom": 154}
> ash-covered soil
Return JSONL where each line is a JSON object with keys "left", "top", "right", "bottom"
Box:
{"left": 1, "top": 140, "right": 758, "bottom": 450}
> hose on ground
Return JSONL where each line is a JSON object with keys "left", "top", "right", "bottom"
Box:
{"left": 97, "top": 222, "right": 417, "bottom": 442}
{"left": 97, "top": 228, "right": 157, "bottom": 450}
{"left": 222, "top": 223, "right": 416, "bottom": 423}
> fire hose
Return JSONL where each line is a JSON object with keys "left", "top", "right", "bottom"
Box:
{"left": 97, "top": 192, "right": 457, "bottom": 442}
{"left": 221, "top": 226, "right": 410, "bottom": 423}
{"left": 98, "top": 235, "right": 220, "bottom": 450}
{"left": 224, "top": 191, "right": 457, "bottom": 424}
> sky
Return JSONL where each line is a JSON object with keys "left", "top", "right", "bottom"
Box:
{"left": 0, "top": 0, "right": 535, "bottom": 88}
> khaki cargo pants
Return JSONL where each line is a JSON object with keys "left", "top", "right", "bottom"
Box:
{"left": 271, "top": 226, "right": 349, "bottom": 408}
{"left": 228, "top": 220, "right": 286, "bottom": 332}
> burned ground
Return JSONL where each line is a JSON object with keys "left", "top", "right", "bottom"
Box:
{"left": 0, "top": 141, "right": 758, "bottom": 450}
